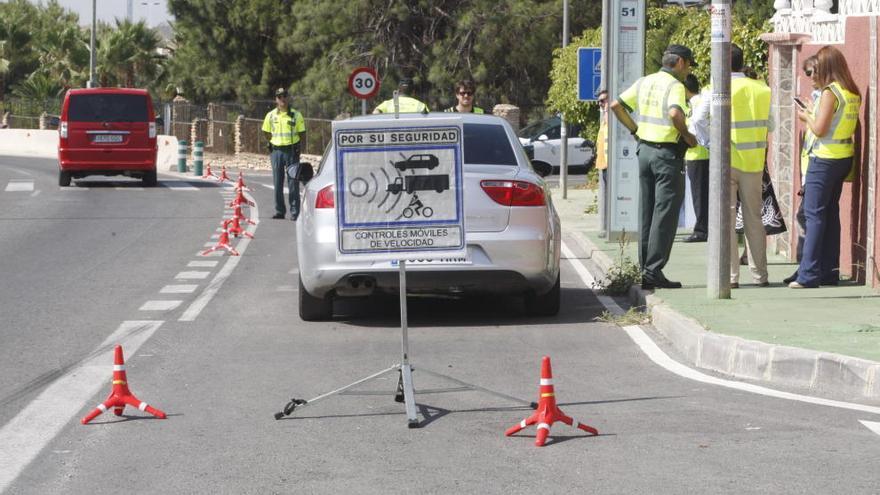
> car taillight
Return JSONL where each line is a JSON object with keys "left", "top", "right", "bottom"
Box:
{"left": 149, "top": 122, "right": 156, "bottom": 138}
{"left": 480, "top": 180, "right": 546, "bottom": 206}
{"left": 60, "top": 121, "right": 68, "bottom": 139}
{"left": 315, "top": 184, "right": 335, "bottom": 208}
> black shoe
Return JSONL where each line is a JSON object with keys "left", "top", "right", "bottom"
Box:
{"left": 642, "top": 278, "right": 682, "bottom": 290}
{"left": 683, "top": 234, "right": 707, "bottom": 243}
{"left": 272, "top": 213, "right": 284, "bottom": 219}
{"left": 290, "top": 213, "right": 298, "bottom": 221}
{"left": 730, "top": 282, "right": 739, "bottom": 289}
{"left": 782, "top": 271, "right": 798, "bottom": 284}
{"left": 756, "top": 281, "right": 770, "bottom": 287}
{"left": 739, "top": 254, "right": 748, "bottom": 266}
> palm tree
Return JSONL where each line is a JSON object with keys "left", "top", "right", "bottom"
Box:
{"left": 97, "top": 20, "right": 164, "bottom": 89}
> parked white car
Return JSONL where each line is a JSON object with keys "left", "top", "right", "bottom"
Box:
{"left": 518, "top": 116, "right": 595, "bottom": 171}
{"left": 296, "top": 113, "right": 562, "bottom": 321}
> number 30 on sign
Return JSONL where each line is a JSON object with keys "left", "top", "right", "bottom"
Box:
{"left": 348, "top": 67, "right": 381, "bottom": 100}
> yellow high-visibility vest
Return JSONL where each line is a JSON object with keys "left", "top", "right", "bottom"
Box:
{"left": 618, "top": 70, "right": 687, "bottom": 143}
{"left": 730, "top": 76, "right": 771, "bottom": 172}
{"left": 374, "top": 96, "right": 429, "bottom": 114}
{"left": 685, "top": 93, "right": 709, "bottom": 161}
{"left": 595, "top": 115, "right": 608, "bottom": 170}
{"left": 810, "top": 82, "right": 860, "bottom": 160}
{"left": 261, "top": 107, "right": 305, "bottom": 146}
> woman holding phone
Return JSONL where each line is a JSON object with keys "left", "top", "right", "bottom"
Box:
{"left": 791, "top": 46, "right": 861, "bottom": 288}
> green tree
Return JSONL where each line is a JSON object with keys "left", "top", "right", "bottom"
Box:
{"left": 97, "top": 20, "right": 165, "bottom": 90}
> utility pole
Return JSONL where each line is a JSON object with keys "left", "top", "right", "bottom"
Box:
{"left": 88, "top": 0, "right": 97, "bottom": 88}
{"left": 599, "top": 0, "right": 611, "bottom": 234}
{"left": 560, "top": 0, "right": 570, "bottom": 199}
{"left": 707, "top": 0, "right": 732, "bottom": 299}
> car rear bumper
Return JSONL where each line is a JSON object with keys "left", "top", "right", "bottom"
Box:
{"left": 298, "top": 223, "right": 559, "bottom": 298}
{"left": 59, "top": 148, "right": 157, "bottom": 171}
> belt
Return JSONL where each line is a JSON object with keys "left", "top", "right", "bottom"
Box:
{"left": 638, "top": 140, "right": 678, "bottom": 150}
{"left": 273, "top": 144, "right": 298, "bottom": 151}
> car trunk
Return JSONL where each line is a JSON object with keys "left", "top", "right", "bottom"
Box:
{"left": 65, "top": 93, "right": 151, "bottom": 163}
{"left": 463, "top": 164, "right": 516, "bottom": 233}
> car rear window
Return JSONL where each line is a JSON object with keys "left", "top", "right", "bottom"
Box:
{"left": 463, "top": 123, "right": 517, "bottom": 166}
{"left": 68, "top": 94, "right": 149, "bottom": 122}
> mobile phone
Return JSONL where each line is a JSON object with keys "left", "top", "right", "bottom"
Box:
{"left": 793, "top": 97, "right": 807, "bottom": 110}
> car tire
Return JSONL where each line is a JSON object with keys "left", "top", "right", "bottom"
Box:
{"left": 524, "top": 272, "right": 560, "bottom": 317}
{"left": 142, "top": 170, "right": 157, "bottom": 187}
{"left": 59, "top": 170, "right": 71, "bottom": 187}
{"left": 299, "top": 275, "right": 333, "bottom": 321}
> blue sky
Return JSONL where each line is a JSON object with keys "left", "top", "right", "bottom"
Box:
{"left": 25, "top": 0, "right": 173, "bottom": 27}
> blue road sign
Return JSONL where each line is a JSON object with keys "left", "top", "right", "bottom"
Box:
{"left": 577, "top": 47, "right": 603, "bottom": 101}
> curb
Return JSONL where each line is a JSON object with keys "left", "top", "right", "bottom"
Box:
{"left": 568, "top": 229, "right": 880, "bottom": 400}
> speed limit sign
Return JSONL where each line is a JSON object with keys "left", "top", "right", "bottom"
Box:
{"left": 348, "top": 67, "right": 380, "bottom": 100}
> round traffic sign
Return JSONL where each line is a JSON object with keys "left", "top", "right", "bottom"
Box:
{"left": 348, "top": 67, "right": 380, "bottom": 100}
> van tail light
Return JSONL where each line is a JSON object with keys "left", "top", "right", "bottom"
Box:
{"left": 315, "top": 184, "right": 335, "bottom": 208}
{"left": 149, "top": 122, "right": 156, "bottom": 138}
{"left": 480, "top": 180, "right": 546, "bottom": 206}
{"left": 60, "top": 121, "right": 68, "bottom": 139}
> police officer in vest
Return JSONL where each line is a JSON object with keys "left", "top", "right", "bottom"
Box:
{"left": 444, "top": 79, "right": 484, "bottom": 113}
{"left": 263, "top": 87, "right": 306, "bottom": 220}
{"left": 690, "top": 44, "right": 772, "bottom": 288}
{"left": 609, "top": 44, "right": 698, "bottom": 290}
{"left": 373, "top": 77, "right": 430, "bottom": 114}
{"left": 683, "top": 74, "right": 710, "bottom": 243}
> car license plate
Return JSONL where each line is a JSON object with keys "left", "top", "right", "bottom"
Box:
{"left": 93, "top": 134, "right": 123, "bottom": 143}
{"left": 389, "top": 257, "right": 471, "bottom": 266}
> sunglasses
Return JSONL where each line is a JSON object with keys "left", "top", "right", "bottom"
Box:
{"left": 804, "top": 69, "right": 814, "bottom": 77}
{"left": 457, "top": 91, "right": 474, "bottom": 96}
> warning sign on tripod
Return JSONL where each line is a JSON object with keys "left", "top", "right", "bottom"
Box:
{"left": 333, "top": 117, "right": 465, "bottom": 261}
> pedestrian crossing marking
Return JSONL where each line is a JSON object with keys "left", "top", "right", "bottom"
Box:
{"left": 5, "top": 180, "right": 34, "bottom": 192}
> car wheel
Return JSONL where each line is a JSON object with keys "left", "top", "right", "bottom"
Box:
{"left": 299, "top": 275, "right": 333, "bottom": 321}
{"left": 142, "top": 170, "right": 158, "bottom": 187}
{"left": 524, "top": 272, "right": 560, "bottom": 317}
{"left": 59, "top": 170, "right": 71, "bottom": 187}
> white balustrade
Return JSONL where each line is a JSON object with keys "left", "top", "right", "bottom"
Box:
{"left": 772, "top": 0, "right": 878, "bottom": 42}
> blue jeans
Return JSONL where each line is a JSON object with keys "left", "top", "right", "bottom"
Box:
{"left": 271, "top": 148, "right": 300, "bottom": 218}
{"left": 797, "top": 156, "right": 851, "bottom": 286}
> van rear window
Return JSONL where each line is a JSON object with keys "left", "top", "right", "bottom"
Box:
{"left": 463, "top": 123, "right": 517, "bottom": 166}
{"left": 68, "top": 94, "right": 149, "bottom": 122}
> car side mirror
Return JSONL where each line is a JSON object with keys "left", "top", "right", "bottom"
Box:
{"left": 537, "top": 134, "right": 549, "bottom": 142}
{"left": 532, "top": 161, "right": 552, "bottom": 177}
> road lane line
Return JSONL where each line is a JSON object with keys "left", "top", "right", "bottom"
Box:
{"left": 561, "top": 240, "right": 880, "bottom": 417}
{"left": 139, "top": 300, "right": 183, "bottom": 311}
{"left": 860, "top": 420, "right": 880, "bottom": 437}
{"left": 0, "top": 320, "right": 164, "bottom": 492}
{"left": 160, "top": 284, "right": 197, "bottom": 294}
{"left": 179, "top": 192, "right": 258, "bottom": 322}
{"left": 187, "top": 260, "right": 218, "bottom": 268}
{"left": 176, "top": 271, "right": 210, "bottom": 280}
{"left": 4, "top": 180, "right": 34, "bottom": 192}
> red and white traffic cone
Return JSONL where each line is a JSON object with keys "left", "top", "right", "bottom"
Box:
{"left": 200, "top": 219, "right": 240, "bottom": 256}
{"left": 233, "top": 204, "right": 257, "bottom": 226}
{"left": 227, "top": 214, "right": 254, "bottom": 239}
{"left": 217, "top": 166, "right": 231, "bottom": 183}
{"left": 202, "top": 162, "right": 215, "bottom": 179}
{"left": 505, "top": 356, "right": 598, "bottom": 447}
{"left": 81, "top": 345, "right": 166, "bottom": 424}
{"left": 228, "top": 189, "right": 254, "bottom": 208}
{"left": 234, "top": 171, "right": 251, "bottom": 192}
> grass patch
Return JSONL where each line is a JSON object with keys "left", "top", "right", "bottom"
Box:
{"left": 595, "top": 307, "right": 650, "bottom": 326}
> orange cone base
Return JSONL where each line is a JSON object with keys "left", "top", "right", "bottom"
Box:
{"left": 228, "top": 190, "right": 254, "bottom": 208}
{"left": 505, "top": 401, "right": 598, "bottom": 447}
{"left": 202, "top": 164, "right": 215, "bottom": 179}
{"left": 227, "top": 216, "right": 254, "bottom": 239}
{"left": 217, "top": 167, "right": 231, "bottom": 182}
{"left": 81, "top": 392, "right": 167, "bottom": 424}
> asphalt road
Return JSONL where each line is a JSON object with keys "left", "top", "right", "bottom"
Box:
{"left": 1, "top": 155, "right": 878, "bottom": 494}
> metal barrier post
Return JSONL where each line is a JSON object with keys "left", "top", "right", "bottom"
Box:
{"left": 177, "top": 140, "right": 188, "bottom": 172}
{"left": 193, "top": 140, "right": 204, "bottom": 176}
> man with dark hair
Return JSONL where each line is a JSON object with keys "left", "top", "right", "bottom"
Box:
{"left": 609, "top": 44, "right": 698, "bottom": 290}
{"left": 373, "top": 77, "right": 430, "bottom": 114}
{"left": 262, "top": 87, "right": 306, "bottom": 220}
{"left": 682, "top": 74, "right": 709, "bottom": 242}
{"left": 444, "top": 79, "right": 484, "bottom": 113}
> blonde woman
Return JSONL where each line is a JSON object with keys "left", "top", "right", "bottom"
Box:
{"left": 791, "top": 46, "right": 861, "bottom": 288}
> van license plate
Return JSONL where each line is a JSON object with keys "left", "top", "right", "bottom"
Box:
{"left": 93, "top": 134, "right": 123, "bottom": 143}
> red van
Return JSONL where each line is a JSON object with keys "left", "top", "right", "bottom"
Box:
{"left": 58, "top": 88, "right": 158, "bottom": 186}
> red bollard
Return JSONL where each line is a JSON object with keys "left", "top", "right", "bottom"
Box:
{"left": 201, "top": 219, "right": 240, "bottom": 256}
{"left": 81, "top": 345, "right": 166, "bottom": 424}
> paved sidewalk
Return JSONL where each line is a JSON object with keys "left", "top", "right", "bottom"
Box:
{"left": 552, "top": 186, "right": 880, "bottom": 401}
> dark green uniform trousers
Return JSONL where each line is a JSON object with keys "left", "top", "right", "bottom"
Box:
{"left": 637, "top": 142, "right": 685, "bottom": 283}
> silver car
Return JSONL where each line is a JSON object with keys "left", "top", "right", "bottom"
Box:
{"left": 296, "top": 113, "right": 561, "bottom": 321}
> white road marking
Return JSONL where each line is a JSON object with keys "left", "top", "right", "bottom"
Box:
{"left": 260, "top": 183, "right": 289, "bottom": 193}
{"left": 561, "top": 240, "right": 880, "bottom": 417}
{"left": 139, "top": 300, "right": 183, "bottom": 311}
{"left": 118, "top": 187, "right": 144, "bottom": 191}
{"left": 0, "top": 320, "right": 164, "bottom": 492}
{"left": 176, "top": 271, "right": 210, "bottom": 280}
{"left": 860, "top": 420, "right": 880, "bottom": 437}
{"left": 30, "top": 190, "right": 41, "bottom": 197}
{"left": 187, "top": 260, "right": 218, "bottom": 268}
{"left": 160, "top": 284, "right": 197, "bottom": 294}
{"left": 179, "top": 191, "right": 258, "bottom": 322}
{"left": 203, "top": 242, "right": 216, "bottom": 247}
{"left": 164, "top": 181, "right": 198, "bottom": 191}
{"left": 5, "top": 180, "right": 34, "bottom": 192}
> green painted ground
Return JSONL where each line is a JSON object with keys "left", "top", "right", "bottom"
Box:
{"left": 552, "top": 187, "right": 880, "bottom": 363}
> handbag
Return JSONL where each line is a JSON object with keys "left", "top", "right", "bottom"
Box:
{"left": 735, "top": 167, "right": 787, "bottom": 236}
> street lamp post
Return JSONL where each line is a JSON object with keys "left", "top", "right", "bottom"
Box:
{"left": 560, "top": 0, "right": 570, "bottom": 199}
{"left": 88, "top": 0, "right": 97, "bottom": 88}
